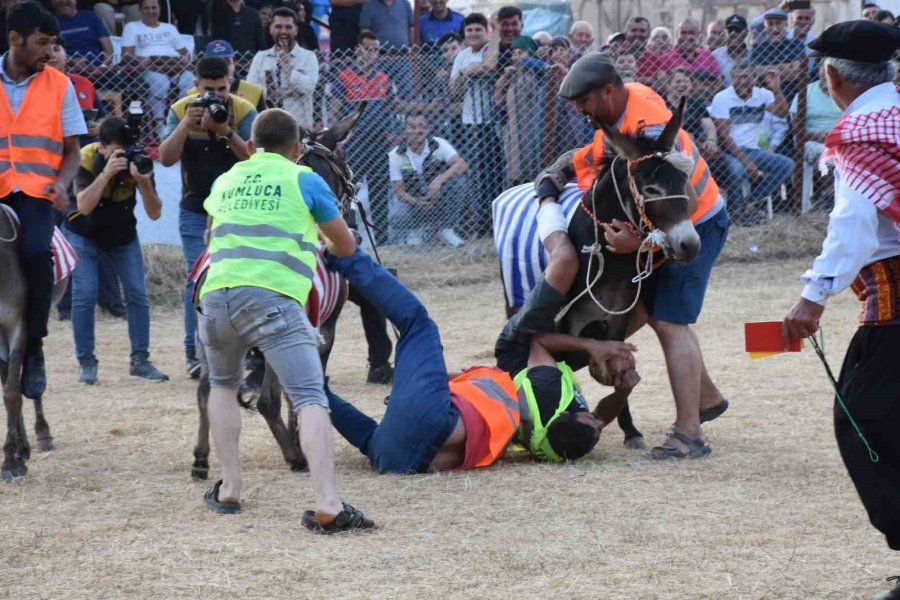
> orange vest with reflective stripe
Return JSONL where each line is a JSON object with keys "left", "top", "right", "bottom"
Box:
{"left": 0, "top": 65, "right": 69, "bottom": 200}
{"left": 572, "top": 82, "right": 720, "bottom": 223}
{"left": 449, "top": 367, "right": 521, "bottom": 468}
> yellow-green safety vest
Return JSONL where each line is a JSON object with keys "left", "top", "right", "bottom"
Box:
{"left": 513, "top": 361, "right": 581, "bottom": 463}
{"left": 200, "top": 152, "right": 319, "bottom": 305}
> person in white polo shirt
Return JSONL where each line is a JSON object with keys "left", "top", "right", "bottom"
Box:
{"left": 709, "top": 59, "right": 793, "bottom": 225}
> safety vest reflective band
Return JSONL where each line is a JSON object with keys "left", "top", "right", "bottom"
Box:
{"left": 0, "top": 65, "right": 69, "bottom": 200}
{"left": 513, "top": 361, "right": 580, "bottom": 463}
{"left": 572, "top": 82, "right": 720, "bottom": 223}
{"left": 201, "top": 152, "right": 319, "bottom": 306}
{"left": 449, "top": 367, "right": 521, "bottom": 468}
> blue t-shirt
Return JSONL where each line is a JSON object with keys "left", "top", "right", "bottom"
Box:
{"left": 419, "top": 11, "right": 464, "bottom": 45}
{"left": 298, "top": 171, "right": 341, "bottom": 223}
{"left": 57, "top": 11, "right": 109, "bottom": 61}
{"left": 359, "top": 0, "right": 413, "bottom": 49}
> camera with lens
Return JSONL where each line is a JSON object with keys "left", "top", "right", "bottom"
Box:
{"left": 194, "top": 91, "right": 229, "bottom": 124}
{"left": 122, "top": 101, "right": 153, "bottom": 176}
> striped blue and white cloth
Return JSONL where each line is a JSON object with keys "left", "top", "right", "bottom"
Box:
{"left": 492, "top": 182, "right": 587, "bottom": 308}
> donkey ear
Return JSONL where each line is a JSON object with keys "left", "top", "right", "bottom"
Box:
{"left": 657, "top": 96, "right": 685, "bottom": 152}
{"left": 318, "top": 101, "right": 368, "bottom": 150}
{"left": 598, "top": 120, "right": 641, "bottom": 159}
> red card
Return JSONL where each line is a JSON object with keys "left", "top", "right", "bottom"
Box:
{"left": 745, "top": 321, "right": 802, "bottom": 353}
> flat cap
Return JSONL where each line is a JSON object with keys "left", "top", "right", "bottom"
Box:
{"left": 809, "top": 20, "right": 900, "bottom": 63}
{"left": 558, "top": 51, "right": 618, "bottom": 99}
{"left": 763, "top": 8, "right": 788, "bottom": 20}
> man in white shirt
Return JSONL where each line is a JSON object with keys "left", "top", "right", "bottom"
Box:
{"left": 121, "top": 0, "right": 192, "bottom": 123}
{"left": 782, "top": 21, "right": 900, "bottom": 600}
{"left": 388, "top": 112, "right": 468, "bottom": 247}
{"left": 709, "top": 60, "right": 793, "bottom": 224}
{"left": 247, "top": 6, "right": 319, "bottom": 129}
{"left": 450, "top": 12, "right": 501, "bottom": 238}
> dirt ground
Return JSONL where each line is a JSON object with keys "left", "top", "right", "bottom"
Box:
{"left": 0, "top": 258, "right": 896, "bottom": 600}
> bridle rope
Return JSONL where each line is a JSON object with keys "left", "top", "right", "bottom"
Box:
{"left": 0, "top": 207, "right": 18, "bottom": 243}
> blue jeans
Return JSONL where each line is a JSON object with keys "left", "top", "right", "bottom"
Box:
{"left": 389, "top": 174, "right": 467, "bottom": 236}
{"left": 324, "top": 249, "right": 459, "bottom": 474}
{"left": 65, "top": 231, "right": 151, "bottom": 365}
{"left": 721, "top": 149, "right": 795, "bottom": 211}
{"left": 57, "top": 254, "right": 124, "bottom": 314}
{"left": 179, "top": 208, "right": 207, "bottom": 357}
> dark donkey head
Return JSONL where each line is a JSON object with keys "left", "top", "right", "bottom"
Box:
{"left": 297, "top": 102, "right": 367, "bottom": 218}
{"left": 595, "top": 97, "right": 700, "bottom": 262}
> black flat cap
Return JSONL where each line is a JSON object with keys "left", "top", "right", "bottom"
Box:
{"left": 808, "top": 20, "right": 900, "bottom": 63}
{"left": 558, "top": 51, "right": 618, "bottom": 99}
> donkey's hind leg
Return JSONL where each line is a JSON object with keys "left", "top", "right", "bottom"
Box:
{"left": 192, "top": 372, "right": 211, "bottom": 480}
{"left": 616, "top": 401, "right": 645, "bottom": 449}
{"left": 2, "top": 348, "right": 28, "bottom": 480}
{"left": 32, "top": 394, "right": 54, "bottom": 452}
{"left": 256, "top": 365, "right": 307, "bottom": 472}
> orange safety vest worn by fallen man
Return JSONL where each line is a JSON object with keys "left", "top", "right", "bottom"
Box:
{"left": 0, "top": 65, "right": 69, "bottom": 200}
{"left": 572, "top": 82, "right": 720, "bottom": 223}
{"left": 448, "top": 367, "right": 521, "bottom": 469}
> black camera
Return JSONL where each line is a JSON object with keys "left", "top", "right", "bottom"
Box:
{"left": 123, "top": 101, "right": 153, "bottom": 176}
{"left": 194, "top": 91, "right": 229, "bottom": 124}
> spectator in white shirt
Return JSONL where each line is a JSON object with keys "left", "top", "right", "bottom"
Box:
{"left": 247, "top": 6, "right": 319, "bottom": 129}
{"left": 708, "top": 60, "right": 793, "bottom": 224}
{"left": 121, "top": 0, "right": 192, "bottom": 123}
{"left": 389, "top": 113, "right": 468, "bottom": 247}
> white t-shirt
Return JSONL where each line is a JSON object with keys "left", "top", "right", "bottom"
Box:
{"left": 122, "top": 21, "right": 185, "bottom": 58}
{"left": 450, "top": 45, "right": 494, "bottom": 125}
{"left": 388, "top": 137, "right": 457, "bottom": 181}
{"left": 708, "top": 86, "right": 775, "bottom": 150}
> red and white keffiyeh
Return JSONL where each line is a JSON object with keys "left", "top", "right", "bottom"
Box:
{"left": 820, "top": 103, "right": 900, "bottom": 223}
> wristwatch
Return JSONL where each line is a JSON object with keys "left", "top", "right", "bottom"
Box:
{"left": 218, "top": 129, "right": 235, "bottom": 142}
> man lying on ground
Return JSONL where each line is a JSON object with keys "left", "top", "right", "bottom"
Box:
{"left": 323, "top": 249, "right": 636, "bottom": 473}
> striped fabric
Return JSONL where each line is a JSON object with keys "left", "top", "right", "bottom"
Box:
{"left": 1, "top": 203, "right": 77, "bottom": 284}
{"left": 492, "top": 182, "right": 586, "bottom": 308}
{"left": 189, "top": 244, "right": 343, "bottom": 328}
{"left": 850, "top": 255, "right": 900, "bottom": 327}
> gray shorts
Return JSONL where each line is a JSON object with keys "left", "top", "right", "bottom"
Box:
{"left": 197, "top": 286, "right": 328, "bottom": 411}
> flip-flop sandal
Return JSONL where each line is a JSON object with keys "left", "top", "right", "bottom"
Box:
{"left": 665, "top": 399, "right": 730, "bottom": 437}
{"left": 650, "top": 431, "right": 712, "bottom": 460}
{"left": 203, "top": 480, "right": 242, "bottom": 514}
{"left": 301, "top": 502, "right": 375, "bottom": 534}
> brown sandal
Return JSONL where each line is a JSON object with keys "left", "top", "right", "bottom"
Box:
{"left": 650, "top": 431, "right": 712, "bottom": 460}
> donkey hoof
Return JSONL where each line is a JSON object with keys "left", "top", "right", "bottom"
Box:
{"left": 290, "top": 461, "right": 309, "bottom": 473}
{"left": 191, "top": 467, "right": 209, "bottom": 481}
{"left": 624, "top": 435, "right": 646, "bottom": 450}
{"left": 2, "top": 465, "right": 27, "bottom": 481}
{"left": 38, "top": 438, "right": 55, "bottom": 453}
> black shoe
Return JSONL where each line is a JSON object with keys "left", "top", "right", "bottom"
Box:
{"left": 301, "top": 502, "right": 374, "bottom": 534}
{"left": 100, "top": 302, "right": 126, "bottom": 319}
{"left": 57, "top": 309, "right": 70, "bottom": 322}
{"left": 366, "top": 364, "right": 393, "bottom": 385}
{"left": 22, "top": 347, "right": 47, "bottom": 399}
{"left": 872, "top": 576, "right": 900, "bottom": 600}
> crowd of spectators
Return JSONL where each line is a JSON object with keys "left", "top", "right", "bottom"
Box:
{"left": 12, "top": 0, "right": 900, "bottom": 246}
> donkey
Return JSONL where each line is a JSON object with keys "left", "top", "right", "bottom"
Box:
{"left": 0, "top": 209, "right": 66, "bottom": 480}
{"left": 495, "top": 98, "right": 700, "bottom": 448}
{"left": 191, "top": 104, "right": 366, "bottom": 480}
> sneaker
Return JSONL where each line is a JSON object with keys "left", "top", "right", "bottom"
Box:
{"left": 130, "top": 360, "right": 170, "bottom": 383}
{"left": 21, "top": 346, "right": 46, "bottom": 399}
{"left": 78, "top": 362, "right": 98, "bottom": 385}
{"left": 406, "top": 228, "right": 425, "bottom": 246}
{"left": 872, "top": 577, "right": 900, "bottom": 600}
{"left": 439, "top": 228, "right": 465, "bottom": 248}
{"left": 366, "top": 364, "right": 393, "bottom": 385}
{"left": 186, "top": 350, "right": 201, "bottom": 379}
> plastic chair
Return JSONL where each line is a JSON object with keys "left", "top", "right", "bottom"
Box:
{"left": 180, "top": 34, "right": 196, "bottom": 59}
{"left": 109, "top": 35, "right": 123, "bottom": 65}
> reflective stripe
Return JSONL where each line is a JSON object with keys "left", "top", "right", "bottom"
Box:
{"left": 693, "top": 165, "right": 710, "bottom": 198}
{"left": 0, "top": 139, "right": 8, "bottom": 150}
{"left": 471, "top": 377, "right": 519, "bottom": 431}
{"left": 0, "top": 161, "right": 9, "bottom": 172}
{"left": 10, "top": 134, "right": 64, "bottom": 155}
{"left": 13, "top": 162, "right": 59, "bottom": 176}
{"left": 212, "top": 222, "right": 318, "bottom": 255}
{"left": 209, "top": 246, "right": 316, "bottom": 280}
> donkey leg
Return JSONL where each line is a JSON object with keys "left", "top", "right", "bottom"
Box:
{"left": 616, "top": 401, "right": 645, "bottom": 449}
{"left": 3, "top": 342, "right": 28, "bottom": 480}
{"left": 256, "top": 366, "right": 307, "bottom": 472}
{"left": 32, "top": 394, "right": 54, "bottom": 452}
{"left": 592, "top": 390, "right": 645, "bottom": 449}
{"left": 192, "top": 372, "right": 211, "bottom": 480}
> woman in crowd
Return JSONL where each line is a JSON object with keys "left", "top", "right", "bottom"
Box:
{"left": 637, "top": 26, "right": 674, "bottom": 85}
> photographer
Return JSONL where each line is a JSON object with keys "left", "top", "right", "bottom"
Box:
{"left": 65, "top": 117, "right": 168, "bottom": 385}
{"left": 159, "top": 56, "right": 257, "bottom": 377}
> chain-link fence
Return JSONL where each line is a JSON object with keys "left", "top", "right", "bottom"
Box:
{"left": 68, "top": 36, "right": 892, "bottom": 264}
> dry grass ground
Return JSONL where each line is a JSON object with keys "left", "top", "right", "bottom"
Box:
{"left": 0, "top": 258, "right": 895, "bottom": 600}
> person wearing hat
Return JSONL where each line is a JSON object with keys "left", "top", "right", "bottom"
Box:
{"left": 713, "top": 15, "right": 751, "bottom": 86}
{"left": 605, "top": 31, "right": 627, "bottom": 57}
{"left": 533, "top": 51, "right": 731, "bottom": 459}
{"left": 192, "top": 39, "right": 267, "bottom": 113}
{"left": 750, "top": 7, "right": 806, "bottom": 101}
{"left": 781, "top": 21, "right": 900, "bottom": 600}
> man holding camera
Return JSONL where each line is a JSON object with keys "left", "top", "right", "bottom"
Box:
{"left": 65, "top": 118, "right": 167, "bottom": 384}
{"left": 159, "top": 55, "right": 257, "bottom": 378}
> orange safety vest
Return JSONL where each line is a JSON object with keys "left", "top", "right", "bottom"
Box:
{"left": 0, "top": 65, "right": 69, "bottom": 200}
{"left": 572, "top": 82, "right": 720, "bottom": 223}
{"left": 449, "top": 367, "right": 521, "bottom": 468}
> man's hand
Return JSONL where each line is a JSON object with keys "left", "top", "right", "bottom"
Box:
{"left": 86, "top": 121, "right": 100, "bottom": 138}
{"left": 102, "top": 149, "right": 129, "bottom": 179}
{"left": 700, "top": 140, "right": 720, "bottom": 157}
{"left": 425, "top": 178, "right": 443, "bottom": 200}
{"left": 782, "top": 297, "right": 825, "bottom": 350}
{"left": 182, "top": 104, "right": 205, "bottom": 128}
{"left": 745, "top": 161, "right": 762, "bottom": 181}
{"left": 602, "top": 219, "right": 643, "bottom": 253}
{"left": 585, "top": 340, "right": 637, "bottom": 372}
{"left": 130, "top": 162, "right": 153, "bottom": 183}
{"left": 201, "top": 111, "right": 231, "bottom": 136}
{"left": 613, "top": 368, "right": 641, "bottom": 390}
{"left": 45, "top": 181, "right": 69, "bottom": 212}
{"left": 763, "top": 69, "right": 781, "bottom": 92}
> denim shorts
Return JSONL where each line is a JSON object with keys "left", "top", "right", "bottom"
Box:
{"left": 645, "top": 207, "right": 731, "bottom": 325}
{"left": 197, "top": 286, "right": 328, "bottom": 411}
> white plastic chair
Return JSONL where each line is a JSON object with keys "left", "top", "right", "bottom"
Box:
{"left": 180, "top": 34, "right": 196, "bottom": 59}
{"left": 801, "top": 140, "right": 826, "bottom": 214}
{"left": 109, "top": 35, "right": 123, "bottom": 65}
